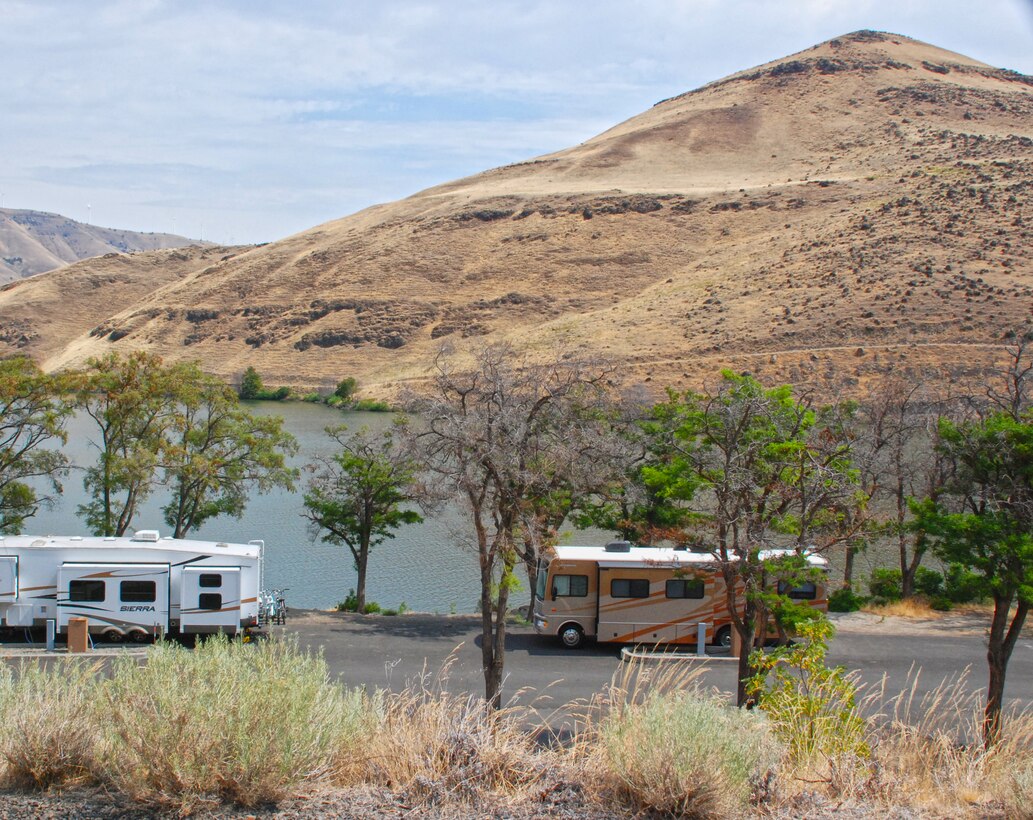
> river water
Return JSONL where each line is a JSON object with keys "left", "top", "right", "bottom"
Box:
{"left": 25, "top": 402, "right": 608, "bottom": 613}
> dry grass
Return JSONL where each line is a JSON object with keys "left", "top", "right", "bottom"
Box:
{"left": 355, "top": 655, "right": 561, "bottom": 813}
{"left": 862, "top": 598, "right": 946, "bottom": 619}
{"left": 0, "top": 660, "right": 102, "bottom": 789}
{"left": 1, "top": 640, "right": 1032, "bottom": 817}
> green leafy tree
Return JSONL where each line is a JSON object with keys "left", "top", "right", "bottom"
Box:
{"left": 635, "top": 372, "right": 859, "bottom": 706}
{"left": 0, "top": 357, "right": 70, "bottom": 532}
{"left": 162, "top": 365, "right": 299, "bottom": 538}
{"left": 303, "top": 425, "right": 421, "bottom": 613}
{"left": 72, "top": 351, "right": 178, "bottom": 536}
{"left": 914, "top": 411, "right": 1033, "bottom": 747}
{"left": 239, "top": 367, "right": 263, "bottom": 400}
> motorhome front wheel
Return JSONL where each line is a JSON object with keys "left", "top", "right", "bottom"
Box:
{"left": 559, "top": 624, "right": 584, "bottom": 649}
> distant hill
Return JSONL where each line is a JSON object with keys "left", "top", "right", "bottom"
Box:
{"left": 0, "top": 31, "right": 1030, "bottom": 398}
{"left": 0, "top": 208, "right": 204, "bottom": 282}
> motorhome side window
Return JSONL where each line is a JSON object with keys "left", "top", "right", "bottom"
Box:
{"left": 611, "top": 578, "right": 650, "bottom": 598}
{"left": 120, "top": 581, "right": 156, "bottom": 603}
{"left": 552, "top": 574, "right": 588, "bottom": 597}
{"left": 199, "top": 574, "right": 222, "bottom": 588}
{"left": 198, "top": 593, "right": 222, "bottom": 610}
{"left": 666, "top": 578, "right": 704, "bottom": 599}
{"left": 69, "top": 580, "right": 105, "bottom": 602}
{"left": 778, "top": 580, "right": 818, "bottom": 600}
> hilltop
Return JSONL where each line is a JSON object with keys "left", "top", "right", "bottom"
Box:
{"left": 0, "top": 31, "right": 1030, "bottom": 397}
{"left": 0, "top": 208, "right": 204, "bottom": 283}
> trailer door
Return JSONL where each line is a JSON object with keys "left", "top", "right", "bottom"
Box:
{"left": 58, "top": 563, "right": 170, "bottom": 634}
{"left": 180, "top": 567, "right": 241, "bottom": 633}
{"left": 0, "top": 556, "right": 17, "bottom": 601}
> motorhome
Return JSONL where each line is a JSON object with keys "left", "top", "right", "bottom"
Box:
{"left": 0, "top": 530, "right": 263, "bottom": 642}
{"left": 532, "top": 542, "right": 828, "bottom": 649}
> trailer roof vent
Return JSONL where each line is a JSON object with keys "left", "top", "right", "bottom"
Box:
{"left": 215, "top": 542, "right": 229, "bottom": 549}
{"left": 31, "top": 539, "right": 46, "bottom": 547}
{"left": 132, "top": 530, "right": 161, "bottom": 542}
{"left": 70, "top": 536, "right": 83, "bottom": 541}
{"left": 604, "top": 540, "right": 632, "bottom": 552}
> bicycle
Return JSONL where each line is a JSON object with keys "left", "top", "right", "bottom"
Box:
{"left": 271, "top": 587, "right": 289, "bottom": 625}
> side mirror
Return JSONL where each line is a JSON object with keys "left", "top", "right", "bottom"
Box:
{"left": 551, "top": 586, "right": 558, "bottom": 601}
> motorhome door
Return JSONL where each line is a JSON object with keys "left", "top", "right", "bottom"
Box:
{"left": 57, "top": 563, "right": 170, "bottom": 635}
{"left": 0, "top": 556, "right": 16, "bottom": 601}
{"left": 180, "top": 566, "right": 241, "bottom": 633}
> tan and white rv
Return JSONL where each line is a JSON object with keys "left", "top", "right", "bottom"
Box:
{"left": 532, "top": 541, "right": 828, "bottom": 649}
{"left": 0, "top": 530, "right": 264, "bottom": 642}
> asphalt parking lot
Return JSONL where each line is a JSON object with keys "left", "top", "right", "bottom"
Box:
{"left": 274, "top": 608, "right": 1033, "bottom": 715}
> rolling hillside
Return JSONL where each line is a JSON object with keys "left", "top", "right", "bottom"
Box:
{"left": 0, "top": 208, "right": 203, "bottom": 282}
{"left": 1, "top": 30, "right": 1030, "bottom": 397}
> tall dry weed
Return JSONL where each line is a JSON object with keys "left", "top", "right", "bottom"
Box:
{"left": 357, "top": 655, "right": 554, "bottom": 810}
{"left": 0, "top": 660, "right": 102, "bottom": 789}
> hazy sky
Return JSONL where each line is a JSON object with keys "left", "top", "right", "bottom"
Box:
{"left": 2, "top": 1, "right": 1031, "bottom": 244}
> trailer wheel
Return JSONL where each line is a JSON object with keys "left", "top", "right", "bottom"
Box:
{"left": 559, "top": 624, "right": 584, "bottom": 649}
{"left": 103, "top": 629, "right": 124, "bottom": 644}
{"left": 714, "top": 626, "right": 732, "bottom": 649}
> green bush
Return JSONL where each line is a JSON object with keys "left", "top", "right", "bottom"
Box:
{"left": 930, "top": 595, "right": 953, "bottom": 611}
{"left": 363, "top": 601, "right": 382, "bottom": 614}
{"left": 869, "top": 567, "right": 903, "bottom": 601}
{"left": 747, "top": 617, "right": 869, "bottom": 764}
{"left": 337, "top": 589, "right": 359, "bottom": 612}
{"left": 599, "top": 690, "right": 781, "bottom": 817}
{"left": 828, "top": 586, "right": 867, "bottom": 612}
{"left": 352, "top": 398, "right": 391, "bottom": 412}
{"left": 913, "top": 567, "right": 944, "bottom": 597}
{"left": 239, "top": 366, "right": 263, "bottom": 400}
{"left": 334, "top": 377, "right": 358, "bottom": 401}
{"left": 944, "top": 563, "right": 987, "bottom": 603}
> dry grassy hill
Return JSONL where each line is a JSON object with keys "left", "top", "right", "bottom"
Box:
{"left": 1, "top": 30, "right": 1030, "bottom": 398}
{"left": 0, "top": 208, "right": 203, "bottom": 282}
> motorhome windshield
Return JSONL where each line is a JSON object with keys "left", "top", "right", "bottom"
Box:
{"left": 535, "top": 562, "right": 549, "bottom": 601}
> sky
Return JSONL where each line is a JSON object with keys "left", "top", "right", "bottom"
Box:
{"left": 2, "top": 1, "right": 1032, "bottom": 245}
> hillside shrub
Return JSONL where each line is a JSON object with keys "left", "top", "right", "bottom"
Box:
{"left": 869, "top": 568, "right": 903, "bottom": 602}
{"left": 829, "top": 586, "right": 867, "bottom": 612}
{"left": 352, "top": 398, "right": 391, "bottom": 412}
{"left": 599, "top": 689, "right": 781, "bottom": 817}
{"left": 334, "top": 377, "right": 358, "bottom": 401}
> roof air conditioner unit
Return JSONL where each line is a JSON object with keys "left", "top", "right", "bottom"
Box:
{"left": 132, "top": 530, "right": 161, "bottom": 542}
{"left": 604, "top": 540, "right": 632, "bottom": 552}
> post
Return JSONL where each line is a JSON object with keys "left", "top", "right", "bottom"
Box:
{"left": 696, "top": 622, "right": 707, "bottom": 657}
{"left": 45, "top": 619, "right": 56, "bottom": 651}
{"left": 67, "top": 617, "right": 89, "bottom": 653}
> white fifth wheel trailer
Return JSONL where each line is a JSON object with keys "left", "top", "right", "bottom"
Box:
{"left": 533, "top": 542, "right": 829, "bottom": 649}
{"left": 0, "top": 530, "right": 263, "bottom": 642}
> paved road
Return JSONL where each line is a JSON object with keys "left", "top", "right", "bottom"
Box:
{"left": 277, "top": 609, "right": 1033, "bottom": 718}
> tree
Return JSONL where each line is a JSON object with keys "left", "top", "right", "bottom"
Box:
{"left": 406, "top": 344, "right": 613, "bottom": 708}
{"left": 239, "top": 367, "right": 263, "bottom": 400}
{"left": 303, "top": 425, "right": 421, "bottom": 613}
{"left": 914, "top": 412, "right": 1032, "bottom": 747}
{"left": 162, "top": 365, "right": 299, "bottom": 538}
{"left": 637, "top": 372, "right": 859, "bottom": 706}
{"left": 851, "top": 377, "right": 955, "bottom": 596}
{"left": 0, "top": 357, "right": 70, "bottom": 533}
{"left": 72, "top": 351, "right": 178, "bottom": 536}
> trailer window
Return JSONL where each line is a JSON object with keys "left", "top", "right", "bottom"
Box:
{"left": 666, "top": 579, "right": 704, "bottom": 599}
{"left": 199, "top": 574, "right": 222, "bottom": 588}
{"left": 120, "top": 581, "right": 156, "bottom": 603}
{"left": 611, "top": 578, "right": 650, "bottom": 598}
{"left": 553, "top": 574, "right": 588, "bottom": 597}
{"left": 69, "top": 580, "right": 105, "bottom": 602}
{"left": 778, "top": 581, "right": 817, "bottom": 600}
{"left": 198, "top": 593, "right": 222, "bottom": 610}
